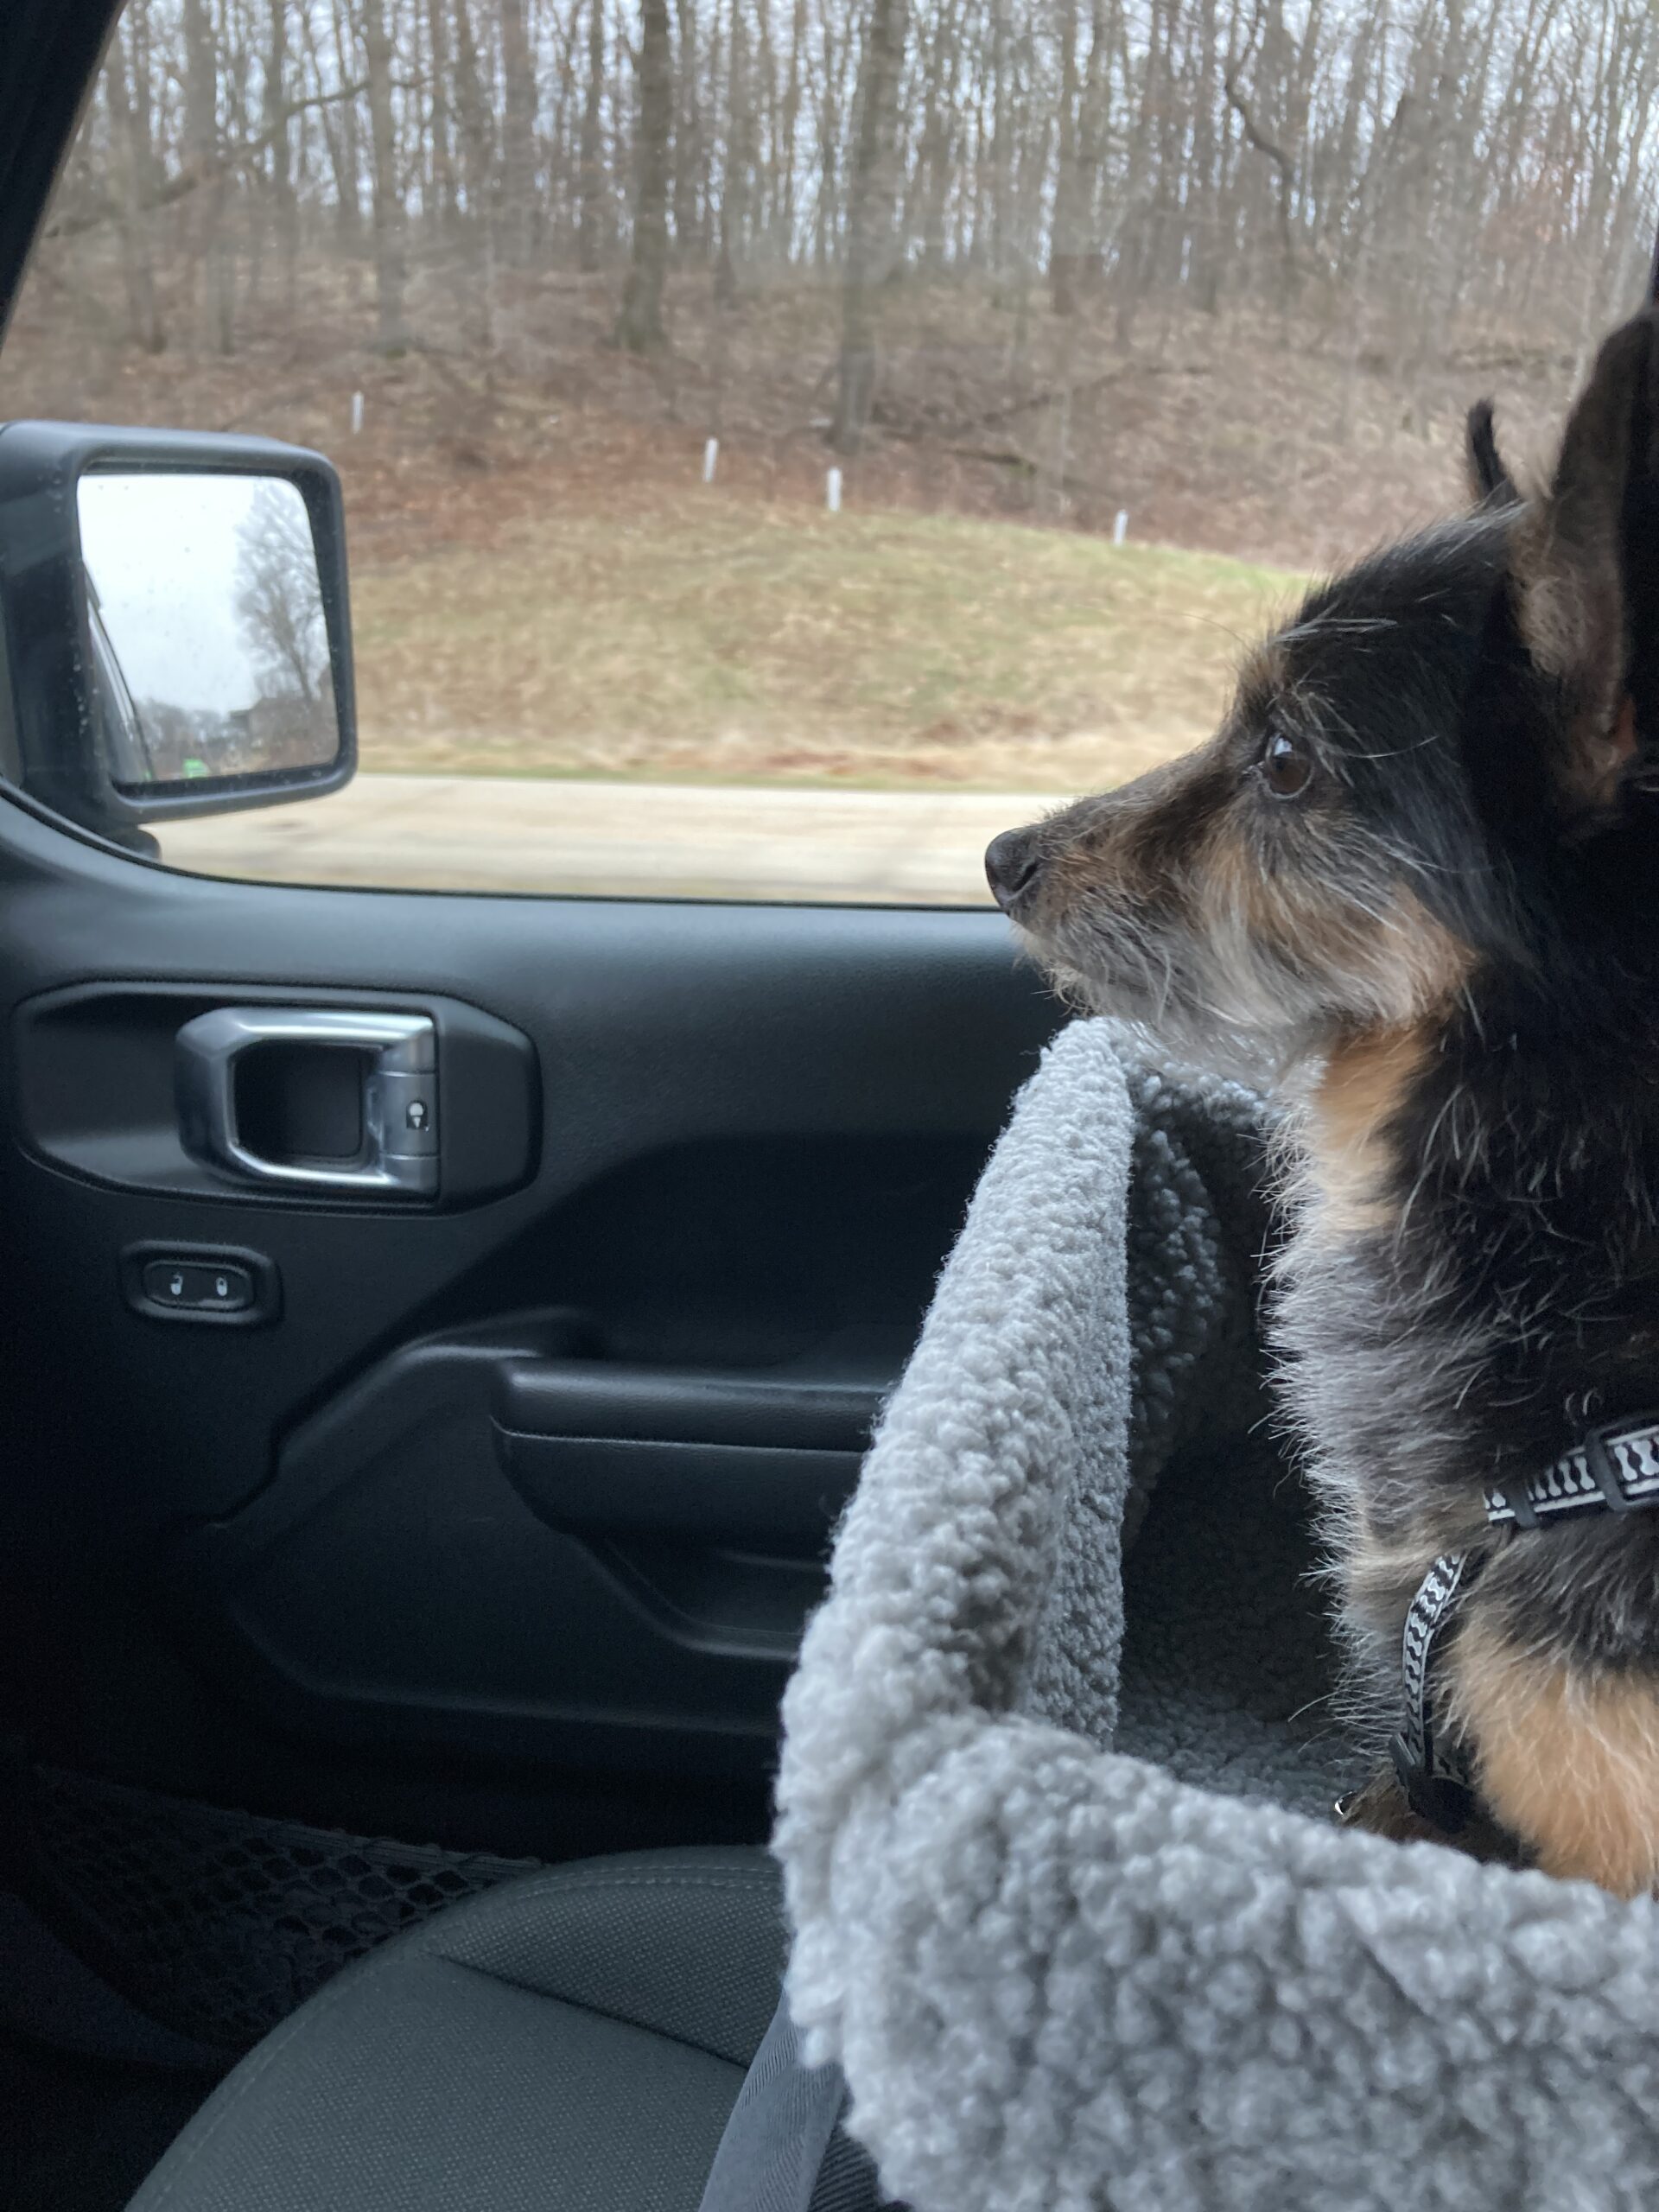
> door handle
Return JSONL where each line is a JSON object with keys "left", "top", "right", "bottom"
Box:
{"left": 175, "top": 1007, "right": 439, "bottom": 1197}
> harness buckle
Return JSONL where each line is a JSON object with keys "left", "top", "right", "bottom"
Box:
{"left": 1389, "top": 1732, "right": 1477, "bottom": 1835}
{"left": 1580, "top": 1421, "right": 1638, "bottom": 1514}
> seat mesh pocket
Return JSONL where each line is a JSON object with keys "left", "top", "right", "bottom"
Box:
{"left": 23, "top": 1764, "right": 539, "bottom": 2050}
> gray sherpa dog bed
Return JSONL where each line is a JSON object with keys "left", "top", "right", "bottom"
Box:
{"left": 773, "top": 1018, "right": 1659, "bottom": 2212}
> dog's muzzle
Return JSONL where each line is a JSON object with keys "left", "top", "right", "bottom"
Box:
{"left": 985, "top": 824, "right": 1045, "bottom": 914}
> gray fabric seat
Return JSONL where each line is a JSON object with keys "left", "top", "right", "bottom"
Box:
{"left": 127, "top": 1846, "right": 785, "bottom": 2212}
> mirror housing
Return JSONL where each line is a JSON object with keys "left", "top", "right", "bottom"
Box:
{"left": 0, "top": 422, "right": 356, "bottom": 850}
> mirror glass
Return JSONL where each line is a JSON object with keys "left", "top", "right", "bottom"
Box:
{"left": 77, "top": 472, "right": 339, "bottom": 788}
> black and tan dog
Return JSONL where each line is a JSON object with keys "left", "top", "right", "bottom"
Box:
{"left": 987, "top": 305, "right": 1659, "bottom": 1895}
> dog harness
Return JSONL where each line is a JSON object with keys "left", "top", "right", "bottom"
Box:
{"left": 1391, "top": 1415, "right": 1659, "bottom": 1830}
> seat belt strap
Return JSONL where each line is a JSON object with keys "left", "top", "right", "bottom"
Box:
{"left": 696, "top": 1991, "right": 849, "bottom": 2212}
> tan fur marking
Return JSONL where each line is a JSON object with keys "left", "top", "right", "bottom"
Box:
{"left": 1204, "top": 823, "right": 1469, "bottom": 998}
{"left": 1201, "top": 818, "right": 1319, "bottom": 951}
{"left": 1304, "top": 1024, "right": 1433, "bottom": 1235}
{"left": 1449, "top": 1618, "right": 1659, "bottom": 1897}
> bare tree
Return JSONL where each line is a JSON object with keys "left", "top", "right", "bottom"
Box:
{"left": 361, "top": 0, "right": 409, "bottom": 346}
{"left": 673, "top": 0, "right": 705, "bottom": 257}
{"left": 233, "top": 481, "right": 331, "bottom": 725}
{"left": 833, "top": 0, "right": 907, "bottom": 451}
{"left": 617, "top": 0, "right": 674, "bottom": 348}
{"left": 500, "top": 0, "right": 540, "bottom": 261}
{"left": 578, "top": 0, "right": 608, "bottom": 270}
{"left": 104, "top": 15, "right": 164, "bottom": 352}
{"left": 181, "top": 0, "right": 226, "bottom": 348}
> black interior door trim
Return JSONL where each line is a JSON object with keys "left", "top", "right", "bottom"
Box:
{"left": 0, "top": 789, "right": 1058, "bottom": 1826}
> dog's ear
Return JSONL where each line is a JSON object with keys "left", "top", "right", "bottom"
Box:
{"left": 1465, "top": 400, "right": 1517, "bottom": 508}
{"left": 1509, "top": 311, "right": 1659, "bottom": 819}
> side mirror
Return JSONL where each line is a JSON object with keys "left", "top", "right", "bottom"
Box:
{"left": 0, "top": 423, "right": 355, "bottom": 851}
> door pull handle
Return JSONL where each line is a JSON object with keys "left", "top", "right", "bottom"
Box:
{"left": 175, "top": 1007, "right": 438, "bottom": 1198}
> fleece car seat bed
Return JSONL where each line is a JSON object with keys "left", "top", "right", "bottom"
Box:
{"left": 774, "top": 1020, "right": 1659, "bottom": 2212}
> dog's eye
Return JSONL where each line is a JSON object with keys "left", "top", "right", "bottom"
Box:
{"left": 1260, "top": 730, "right": 1313, "bottom": 798}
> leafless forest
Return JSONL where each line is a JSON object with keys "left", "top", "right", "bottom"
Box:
{"left": 10, "top": 0, "right": 1659, "bottom": 568}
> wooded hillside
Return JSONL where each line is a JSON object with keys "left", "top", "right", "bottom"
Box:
{"left": 6, "top": 0, "right": 1654, "bottom": 573}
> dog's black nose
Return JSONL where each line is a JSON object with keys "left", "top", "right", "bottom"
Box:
{"left": 985, "top": 826, "right": 1043, "bottom": 912}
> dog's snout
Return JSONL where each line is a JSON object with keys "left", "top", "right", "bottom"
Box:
{"left": 985, "top": 825, "right": 1044, "bottom": 912}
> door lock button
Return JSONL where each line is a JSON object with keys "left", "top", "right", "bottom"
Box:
{"left": 138, "top": 1257, "right": 257, "bottom": 1314}
{"left": 378, "top": 1071, "right": 438, "bottom": 1158}
{"left": 124, "top": 1243, "right": 276, "bottom": 1325}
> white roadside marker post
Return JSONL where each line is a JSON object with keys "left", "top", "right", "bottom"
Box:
{"left": 827, "top": 467, "right": 843, "bottom": 513}
{"left": 351, "top": 390, "right": 365, "bottom": 436}
{"left": 1114, "top": 509, "right": 1128, "bottom": 545}
{"left": 703, "top": 437, "right": 719, "bottom": 484}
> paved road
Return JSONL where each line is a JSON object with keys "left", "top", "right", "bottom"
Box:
{"left": 159, "top": 773, "right": 1054, "bottom": 905}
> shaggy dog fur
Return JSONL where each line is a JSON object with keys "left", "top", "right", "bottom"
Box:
{"left": 987, "top": 307, "right": 1659, "bottom": 1894}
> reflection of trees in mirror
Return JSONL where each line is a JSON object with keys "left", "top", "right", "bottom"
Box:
{"left": 128, "top": 702, "right": 270, "bottom": 782}
{"left": 232, "top": 482, "right": 334, "bottom": 769}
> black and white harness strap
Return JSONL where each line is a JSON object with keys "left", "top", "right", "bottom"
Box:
{"left": 1484, "top": 1417, "right": 1659, "bottom": 1529}
{"left": 1391, "top": 1415, "right": 1659, "bottom": 1831}
{"left": 1391, "top": 1550, "right": 1484, "bottom": 1831}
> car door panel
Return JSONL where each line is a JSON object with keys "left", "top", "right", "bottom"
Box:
{"left": 0, "top": 793, "right": 1057, "bottom": 1848}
